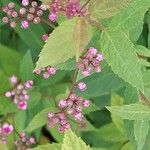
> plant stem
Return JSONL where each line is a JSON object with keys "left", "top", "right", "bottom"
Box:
{"left": 42, "top": 19, "right": 56, "bottom": 29}
{"left": 6, "top": 120, "right": 21, "bottom": 137}
{"left": 70, "top": 68, "right": 79, "bottom": 94}
{"left": 86, "top": 15, "right": 105, "bottom": 31}
{"left": 119, "top": 140, "right": 129, "bottom": 150}
{"left": 80, "top": 0, "right": 91, "bottom": 11}
{"left": 139, "top": 91, "right": 150, "bottom": 108}
{"left": 12, "top": 115, "right": 16, "bottom": 141}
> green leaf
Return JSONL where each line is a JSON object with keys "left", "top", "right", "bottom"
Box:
{"left": 31, "top": 143, "right": 61, "bottom": 150}
{"left": 129, "top": 22, "right": 143, "bottom": 43}
{"left": 107, "top": 103, "right": 150, "bottom": 120}
{"left": 81, "top": 123, "right": 127, "bottom": 149}
{"left": 123, "top": 85, "right": 138, "bottom": 146}
{"left": 143, "top": 70, "right": 150, "bottom": 88}
{"left": 147, "top": 10, "right": 150, "bottom": 49}
{"left": 25, "top": 107, "right": 52, "bottom": 132}
{"left": 83, "top": 102, "right": 100, "bottom": 114}
{"left": 134, "top": 120, "right": 149, "bottom": 150}
{"left": 20, "top": 50, "right": 34, "bottom": 81}
{"left": 0, "top": 44, "right": 21, "bottom": 75}
{"left": 14, "top": 111, "right": 27, "bottom": 132}
{"left": 100, "top": 28, "right": 143, "bottom": 91}
{"left": 139, "top": 59, "right": 150, "bottom": 67}
{"left": 111, "top": 93, "right": 125, "bottom": 133}
{"left": 110, "top": 0, "right": 150, "bottom": 32}
{"left": 92, "top": 148, "right": 107, "bottom": 150}
{"left": 120, "top": 142, "right": 134, "bottom": 150}
{"left": 62, "top": 129, "right": 91, "bottom": 150}
{"left": 98, "top": 123, "right": 127, "bottom": 143}
{"left": 36, "top": 18, "right": 91, "bottom": 69}
{"left": 47, "top": 127, "right": 64, "bottom": 142}
{"left": 27, "top": 90, "right": 42, "bottom": 109}
{"left": 76, "top": 67, "right": 124, "bottom": 98}
{"left": 0, "top": 71, "right": 10, "bottom": 93}
{"left": 135, "top": 45, "right": 150, "bottom": 58}
{"left": 143, "top": 80, "right": 150, "bottom": 100}
{"left": 89, "top": 0, "right": 132, "bottom": 19}
{"left": 15, "top": 24, "right": 44, "bottom": 50}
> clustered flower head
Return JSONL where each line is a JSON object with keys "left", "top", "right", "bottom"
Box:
{"left": 48, "top": 0, "right": 87, "bottom": 22}
{"left": 78, "top": 47, "right": 103, "bottom": 77}
{"left": 14, "top": 131, "right": 36, "bottom": 149}
{"left": 0, "top": 123, "right": 13, "bottom": 144}
{"left": 47, "top": 93, "right": 90, "bottom": 133}
{"left": 2, "top": 1, "right": 45, "bottom": 29}
{"left": 34, "top": 66, "right": 56, "bottom": 79}
{"left": 5, "top": 75, "right": 33, "bottom": 110}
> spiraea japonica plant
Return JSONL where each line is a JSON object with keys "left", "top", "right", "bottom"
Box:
{"left": 0, "top": 0, "right": 150, "bottom": 149}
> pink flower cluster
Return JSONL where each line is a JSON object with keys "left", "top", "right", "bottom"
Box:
{"left": 47, "top": 93, "right": 90, "bottom": 133}
{"left": 48, "top": 112, "right": 70, "bottom": 133}
{"left": 5, "top": 75, "right": 33, "bottom": 110}
{"left": 14, "top": 132, "right": 36, "bottom": 149}
{"left": 2, "top": 1, "right": 45, "bottom": 29}
{"left": 34, "top": 66, "right": 56, "bottom": 79}
{"left": 48, "top": 0, "right": 87, "bottom": 22}
{"left": 77, "top": 82, "right": 87, "bottom": 91}
{"left": 42, "top": 34, "right": 49, "bottom": 42}
{"left": 78, "top": 48, "right": 103, "bottom": 77}
{"left": 0, "top": 123, "right": 13, "bottom": 144}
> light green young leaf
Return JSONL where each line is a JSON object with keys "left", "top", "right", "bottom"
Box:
{"left": 100, "top": 28, "right": 143, "bottom": 91}
{"left": 107, "top": 103, "right": 150, "bottom": 120}
{"left": 73, "top": 18, "right": 92, "bottom": 59}
{"left": 25, "top": 107, "right": 52, "bottom": 132}
{"left": 20, "top": 50, "right": 34, "bottom": 81}
{"left": 89, "top": 0, "right": 132, "bottom": 19}
{"left": 36, "top": 18, "right": 91, "bottom": 69}
{"left": 134, "top": 120, "right": 149, "bottom": 150}
{"left": 0, "top": 141, "right": 8, "bottom": 150}
{"left": 56, "top": 58, "right": 76, "bottom": 71}
{"left": 31, "top": 143, "right": 61, "bottom": 150}
{"left": 62, "top": 129, "right": 91, "bottom": 150}
{"left": 110, "top": 0, "right": 150, "bottom": 32}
